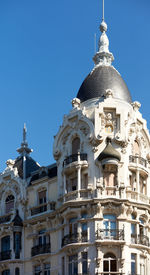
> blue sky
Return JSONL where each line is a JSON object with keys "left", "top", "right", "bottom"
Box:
{"left": 0, "top": 0, "right": 149, "bottom": 171}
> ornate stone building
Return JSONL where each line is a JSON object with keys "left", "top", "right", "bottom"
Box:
{"left": 0, "top": 6, "right": 150, "bottom": 275}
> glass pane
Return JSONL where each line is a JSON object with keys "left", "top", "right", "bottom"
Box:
{"left": 104, "top": 215, "right": 116, "bottom": 220}
{"left": 104, "top": 260, "right": 109, "bottom": 272}
{"left": 131, "top": 224, "right": 136, "bottom": 234}
{"left": 111, "top": 260, "right": 117, "bottom": 271}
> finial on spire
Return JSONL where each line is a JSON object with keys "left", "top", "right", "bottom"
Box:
{"left": 93, "top": 0, "right": 114, "bottom": 66}
{"left": 102, "top": 0, "right": 104, "bottom": 21}
{"left": 23, "top": 123, "right": 27, "bottom": 144}
{"left": 17, "top": 124, "right": 33, "bottom": 155}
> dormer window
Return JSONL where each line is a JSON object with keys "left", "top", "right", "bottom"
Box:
{"left": 5, "top": 195, "right": 14, "bottom": 214}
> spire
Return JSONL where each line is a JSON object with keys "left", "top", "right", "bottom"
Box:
{"left": 93, "top": 0, "right": 114, "bottom": 66}
{"left": 17, "top": 123, "right": 33, "bottom": 155}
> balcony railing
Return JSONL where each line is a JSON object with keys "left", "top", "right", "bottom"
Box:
{"left": 129, "top": 155, "right": 147, "bottom": 168}
{"left": 30, "top": 202, "right": 55, "bottom": 216}
{"left": 62, "top": 232, "right": 88, "bottom": 247}
{"left": 31, "top": 243, "right": 51, "bottom": 257}
{"left": 0, "top": 213, "right": 12, "bottom": 224}
{"left": 0, "top": 250, "right": 11, "bottom": 261}
{"left": 131, "top": 234, "right": 149, "bottom": 246}
{"left": 64, "top": 189, "right": 92, "bottom": 202}
{"left": 63, "top": 153, "right": 87, "bottom": 166}
{"left": 96, "top": 229, "right": 124, "bottom": 241}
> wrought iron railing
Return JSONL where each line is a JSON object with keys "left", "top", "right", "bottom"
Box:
{"left": 131, "top": 234, "right": 149, "bottom": 246}
{"left": 96, "top": 229, "right": 124, "bottom": 241}
{"left": 31, "top": 243, "right": 51, "bottom": 257}
{"left": 63, "top": 153, "right": 87, "bottom": 166}
{"left": 0, "top": 250, "right": 11, "bottom": 261}
{"left": 30, "top": 202, "right": 55, "bottom": 216}
{"left": 62, "top": 232, "right": 88, "bottom": 247}
{"left": 129, "top": 155, "right": 147, "bottom": 168}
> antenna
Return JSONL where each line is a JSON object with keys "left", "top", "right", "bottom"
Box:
{"left": 102, "top": 0, "right": 105, "bottom": 21}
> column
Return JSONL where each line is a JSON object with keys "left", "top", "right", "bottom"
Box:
{"left": 77, "top": 165, "right": 81, "bottom": 198}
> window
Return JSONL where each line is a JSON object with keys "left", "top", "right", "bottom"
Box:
{"left": 82, "top": 252, "right": 88, "bottom": 274}
{"left": 38, "top": 229, "right": 50, "bottom": 246}
{"left": 82, "top": 223, "right": 87, "bottom": 242}
{"left": 14, "top": 232, "right": 22, "bottom": 259}
{"left": 140, "top": 256, "right": 145, "bottom": 275}
{"left": 133, "top": 140, "right": 140, "bottom": 156}
{"left": 69, "top": 218, "right": 78, "bottom": 237}
{"left": 34, "top": 265, "right": 41, "bottom": 275}
{"left": 5, "top": 195, "right": 14, "bottom": 213}
{"left": 44, "top": 264, "right": 50, "bottom": 275}
{"left": 2, "top": 270, "right": 10, "bottom": 275}
{"left": 66, "top": 176, "right": 77, "bottom": 192}
{"left": 15, "top": 268, "right": 20, "bottom": 275}
{"left": 103, "top": 253, "right": 117, "bottom": 273}
{"left": 68, "top": 254, "right": 78, "bottom": 275}
{"left": 38, "top": 190, "right": 46, "bottom": 204}
{"left": 139, "top": 175, "right": 146, "bottom": 195}
{"left": 131, "top": 253, "right": 136, "bottom": 275}
{"left": 1, "top": 236, "right": 10, "bottom": 252}
{"left": 103, "top": 215, "right": 116, "bottom": 238}
{"left": 72, "top": 137, "right": 80, "bottom": 155}
{"left": 82, "top": 173, "right": 88, "bottom": 189}
{"left": 131, "top": 214, "right": 136, "bottom": 244}
{"left": 103, "top": 165, "right": 117, "bottom": 195}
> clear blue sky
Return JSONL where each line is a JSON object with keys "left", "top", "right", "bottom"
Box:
{"left": 0, "top": 0, "right": 149, "bottom": 171}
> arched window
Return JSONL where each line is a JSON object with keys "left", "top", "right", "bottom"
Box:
{"left": 133, "top": 140, "right": 140, "bottom": 156}
{"left": 5, "top": 195, "right": 14, "bottom": 213}
{"left": 72, "top": 137, "right": 80, "bottom": 155}
{"left": 15, "top": 268, "right": 20, "bottom": 275}
{"left": 103, "top": 253, "right": 117, "bottom": 273}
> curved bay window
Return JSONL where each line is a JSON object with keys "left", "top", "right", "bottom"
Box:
{"left": 5, "top": 195, "right": 14, "bottom": 214}
{"left": 103, "top": 253, "right": 117, "bottom": 274}
{"left": 72, "top": 137, "right": 80, "bottom": 155}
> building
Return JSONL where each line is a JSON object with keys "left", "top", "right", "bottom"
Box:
{"left": 0, "top": 4, "right": 150, "bottom": 275}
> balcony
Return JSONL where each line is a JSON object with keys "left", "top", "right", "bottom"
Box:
{"left": 31, "top": 243, "right": 51, "bottom": 257}
{"left": 129, "top": 155, "right": 147, "bottom": 168}
{"left": 30, "top": 202, "right": 55, "bottom": 216}
{"left": 0, "top": 250, "right": 11, "bottom": 261}
{"left": 0, "top": 213, "right": 12, "bottom": 224}
{"left": 126, "top": 190, "right": 149, "bottom": 204}
{"left": 63, "top": 153, "right": 87, "bottom": 167}
{"left": 131, "top": 234, "right": 149, "bottom": 247}
{"left": 64, "top": 189, "right": 92, "bottom": 202}
{"left": 96, "top": 229, "right": 124, "bottom": 241}
{"left": 62, "top": 232, "right": 88, "bottom": 247}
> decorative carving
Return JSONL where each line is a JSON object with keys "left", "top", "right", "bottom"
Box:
{"left": 132, "top": 101, "right": 141, "bottom": 111}
{"left": 71, "top": 98, "right": 81, "bottom": 109}
{"left": 105, "top": 89, "right": 113, "bottom": 98}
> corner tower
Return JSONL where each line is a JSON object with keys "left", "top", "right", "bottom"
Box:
{"left": 53, "top": 1, "right": 150, "bottom": 275}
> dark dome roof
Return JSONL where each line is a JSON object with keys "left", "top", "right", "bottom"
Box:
{"left": 77, "top": 66, "right": 132, "bottom": 103}
{"left": 98, "top": 138, "right": 121, "bottom": 162}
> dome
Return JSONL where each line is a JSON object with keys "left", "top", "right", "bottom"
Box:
{"left": 77, "top": 65, "right": 132, "bottom": 103}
